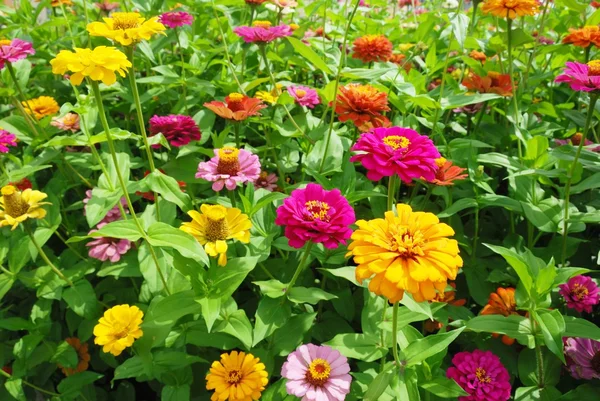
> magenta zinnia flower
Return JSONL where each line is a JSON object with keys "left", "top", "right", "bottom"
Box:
{"left": 149, "top": 114, "right": 201, "bottom": 148}
{"left": 281, "top": 344, "right": 352, "bottom": 401}
{"left": 564, "top": 337, "right": 600, "bottom": 380}
{"left": 555, "top": 61, "right": 600, "bottom": 92}
{"left": 0, "top": 130, "right": 17, "bottom": 153}
{"left": 159, "top": 11, "right": 194, "bottom": 28}
{"left": 87, "top": 224, "right": 132, "bottom": 263}
{"left": 233, "top": 21, "right": 292, "bottom": 43}
{"left": 350, "top": 126, "right": 441, "bottom": 182}
{"left": 559, "top": 275, "right": 600, "bottom": 313}
{"left": 446, "top": 349, "right": 511, "bottom": 401}
{"left": 196, "top": 147, "right": 261, "bottom": 191}
{"left": 275, "top": 183, "right": 355, "bottom": 249}
{"left": 288, "top": 85, "right": 321, "bottom": 108}
{"left": 83, "top": 190, "right": 128, "bottom": 225}
{"left": 0, "top": 39, "right": 35, "bottom": 69}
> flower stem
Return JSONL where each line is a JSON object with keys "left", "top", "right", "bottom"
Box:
{"left": 387, "top": 175, "right": 397, "bottom": 212}
{"left": 175, "top": 27, "right": 189, "bottom": 113}
{"left": 211, "top": 1, "right": 246, "bottom": 94}
{"left": 530, "top": 314, "right": 545, "bottom": 388}
{"left": 27, "top": 226, "right": 74, "bottom": 287}
{"left": 561, "top": 94, "right": 598, "bottom": 266}
{"left": 6, "top": 63, "right": 42, "bottom": 138}
{"left": 523, "top": 0, "right": 550, "bottom": 87}
{"left": 506, "top": 18, "right": 523, "bottom": 160}
{"left": 391, "top": 301, "right": 401, "bottom": 367}
{"left": 233, "top": 122, "right": 241, "bottom": 148}
{"left": 0, "top": 368, "right": 60, "bottom": 397}
{"left": 285, "top": 242, "right": 314, "bottom": 296}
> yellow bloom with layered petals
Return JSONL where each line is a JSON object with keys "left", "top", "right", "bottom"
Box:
{"left": 480, "top": 0, "right": 540, "bottom": 19}
{"left": 206, "top": 351, "right": 268, "bottom": 401}
{"left": 0, "top": 185, "right": 50, "bottom": 230}
{"left": 50, "top": 47, "right": 132, "bottom": 86}
{"left": 93, "top": 304, "right": 143, "bottom": 357}
{"left": 346, "top": 204, "right": 463, "bottom": 303}
{"left": 87, "top": 12, "right": 166, "bottom": 46}
{"left": 22, "top": 96, "right": 59, "bottom": 120}
{"left": 180, "top": 204, "right": 251, "bottom": 267}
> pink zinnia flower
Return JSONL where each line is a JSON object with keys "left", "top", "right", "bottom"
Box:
{"left": 87, "top": 223, "right": 132, "bottom": 263}
{"left": 555, "top": 61, "right": 600, "bottom": 92}
{"left": 275, "top": 183, "right": 355, "bottom": 249}
{"left": 559, "top": 275, "right": 600, "bottom": 313}
{"left": 95, "top": 0, "right": 119, "bottom": 11}
{"left": 83, "top": 190, "right": 128, "bottom": 225}
{"left": 0, "top": 129, "right": 17, "bottom": 153}
{"left": 350, "top": 126, "right": 440, "bottom": 183}
{"left": 288, "top": 85, "right": 320, "bottom": 108}
{"left": 51, "top": 112, "right": 80, "bottom": 133}
{"left": 0, "top": 39, "right": 35, "bottom": 69}
{"left": 148, "top": 114, "right": 201, "bottom": 148}
{"left": 254, "top": 171, "right": 278, "bottom": 191}
{"left": 555, "top": 132, "right": 600, "bottom": 152}
{"left": 159, "top": 11, "right": 194, "bottom": 28}
{"left": 196, "top": 147, "right": 261, "bottom": 191}
{"left": 233, "top": 21, "right": 292, "bottom": 43}
{"left": 281, "top": 343, "right": 352, "bottom": 401}
{"left": 564, "top": 337, "right": 600, "bottom": 380}
{"left": 446, "top": 349, "right": 511, "bottom": 401}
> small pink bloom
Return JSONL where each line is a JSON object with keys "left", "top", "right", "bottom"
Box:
{"left": 281, "top": 344, "right": 352, "bottom": 401}
{"left": 196, "top": 147, "right": 261, "bottom": 191}
{"left": 83, "top": 190, "right": 128, "bottom": 225}
{"left": 149, "top": 114, "right": 201, "bottom": 147}
{"left": 233, "top": 24, "right": 292, "bottom": 43}
{"left": 287, "top": 85, "right": 320, "bottom": 108}
{"left": 254, "top": 171, "right": 278, "bottom": 191}
{"left": 555, "top": 61, "right": 600, "bottom": 92}
{"left": 0, "top": 39, "right": 35, "bottom": 70}
{"left": 159, "top": 11, "right": 194, "bottom": 28}
{"left": 559, "top": 275, "right": 600, "bottom": 313}
{"left": 563, "top": 337, "right": 600, "bottom": 380}
{"left": 0, "top": 129, "right": 17, "bottom": 153}
{"left": 87, "top": 224, "right": 132, "bottom": 263}
{"left": 95, "top": 0, "right": 119, "bottom": 11}
{"left": 272, "top": 0, "right": 298, "bottom": 7}
{"left": 51, "top": 112, "right": 80, "bottom": 132}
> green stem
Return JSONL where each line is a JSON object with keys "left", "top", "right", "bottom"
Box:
{"left": 175, "top": 27, "right": 189, "bottom": 114}
{"left": 59, "top": 2, "right": 77, "bottom": 48}
{"left": 0, "top": 369, "right": 60, "bottom": 397}
{"left": 27, "top": 226, "right": 74, "bottom": 287}
{"left": 211, "top": 1, "right": 246, "bottom": 94}
{"left": 506, "top": 18, "right": 523, "bottom": 160}
{"left": 379, "top": 302, "right": 388, "bottom": 371}
{"left": 391, "top": 301, "right": 401, "bottom": 367}
{"left": 523, "top": 0, "right": 550, "bottom": 87}
{"left": 6, "top": 63, "right": 42, "bottom": 137}
{"left": 233, "top": 122, "right": 241, "bottom": 148}
{"left": 387, "top": 175, "right": 397, "bottom": 211}
{"left": 530, "top": 314, "right": 545, "bottom": 388}
{"left": 285, "top": 242, "right": 314, "bottom": 296}
{"left": 228, "top": 188, "right": 237, "bottom": 208}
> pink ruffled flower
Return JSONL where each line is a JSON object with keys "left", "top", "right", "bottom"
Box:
{"left": 51, "top": 112, "right": 80, "bottom": 133}
{"left": 288, "top": 85, "right": 320, "bottom": 108}
{"left": 159, "top": 11, "right": 194, "bottom": 28}
{"left": 555, "top": 61, "right": 600, "bottom": 92}
{"left": 446, "top": 349, "right": 511, "bottom": 401}
{"left": 564, "top": 337, "right": 600, "bottom": 380}
{"left": 83, "top": 190, "right": 128, "bottom": 225}
{"left": 559, "top": 275, "right": 600, "bottom": 313}
{"left": 196, "top": 147, "right": 261, "bottom": 191}
{"left": 350, "top": 126, "right": 441, "bottom": 183}
{"left": 0, "top": 129, "right": 17, "bottom": 153}
{"left": 87, "top": 223, "right": 132, "bottom": 263}
{"left": 0, "top": 39, "right": 35, "bottom": 69}
{"left": 149, "top": 114, "right": 201, "bottom": 147}
{"left": 281, "top": 344, "right": 352, "bottom": 401}
{"left": 254, "top": 171, "right": 278, "bottom": 191}
{"left": 233, "top": 23, "right": 292, "bottom": 43}
{"left": 275, "top": 183, "right": 355, "bottom": 249}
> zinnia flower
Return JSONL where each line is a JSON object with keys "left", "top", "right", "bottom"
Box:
{"left": 347, "top": 204, "right": 462, "bottom": 302}
{"left": 180, "top": 204, "right": 252, "bottom": 266}
{"left": 196, "top": 147, "right": 261, "bottom": 191}
{"left": 334, "top": 83, "right": 390, "bottom": 131}
{"left": 159, "top": 11, "right": 193, "bottom": 28}
{"left": 36, "top": 0, "right": 72, "bottom": 6}
{"left": 272, "top": 0, "right": 298, "bottom": 7}
{"left": 95, "top": 0, "right": 119, "bottom": 12}
{"left": 87, "top": 12, "right": 166, "bottom": 46}
{"left": 564, "top": 337, "right": 600, "bottom": 380}
{"left": 0, "top": 185, "right": 50, "bottom": 230}
{"left": 446, "top": 349, "right": 511, "bottom": 401}
{"left": 254, "top": 171, "right": 278, "bottom": 191}
{"left": 462, "top": 71, "right": 514, "bottom": 97}
{"left": 0, "top": 38, "right": 35, "bottom": 69}
{"left": 480, "top": 287, "right": 524, "bottom": 345}
{"left": 281, "top": 343, "right": 352, "bottom": 401}
{"left": 559, "top": 275, "right": 600, "bottom": 313}
{"left": 204, "top": 93, "right": 267, "bottom": 121}
{"left": 51, "top": 113, "right": 80, "bottom": 133}
{"left": 480, "top": 0, "right": 540, "bottom": 18}
{"left": 148, "top": 114, "right": 201, "bottom": 147}
{"left": 9, "top": 178, "right": 32, "bottom": 191}
{"left": 562, "top": 26, "right": 600, "bottom": 48}
{"left": 255, "top": 84, "right": 282, "bottom": 105}
{"left": 206, "top": 351, "right": 268, "bottom": 401}
{"left": 555, "top": 132, "right": 600, "bottom": 152}
{"left": 93, "top": 304, "right": 143, "bottom": 356}
{"left": 50, "top": 46, "right": 132, "bottom": 86}
{"left": 352, "top": 34, "right": 393, "bottom": 63}
{"left": 275, "top": 183, "right": 355, "bottom": 249}
{"left": 0, "top": 129, "right": 17, "bottom": 153}
{"left": 555, "top": 61, "right": 600, "bottom": 93}
{"left": 350, "top": 126, "right": 441, "bottom": 183}
{"left": 22, "top": 96, "right": 59, "bottom": 120}
{"left": 431, "top": 158, "right": 468, "bottom": 186}
{"left": 83, "top": 189, "right": 128, "bottom": 225}
{"left": 287, "top": 85, "right": 320, "bottom": 108}
{"left": 233, "top": 21, "right": 292, "bottom": 43}
{"left": 469, "top": 50, "right": 487, "bottom": 63}
{"left": 87, "top": 224, "right": 132, "bottom": 263}
{"left": 57, "top": 338, "right": 91, "bottom": 376}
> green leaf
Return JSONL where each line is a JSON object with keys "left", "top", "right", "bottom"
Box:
{"left": 253, "top": 280, "right": 287, "bottom": 298}
{"left": 62, "top": 280, "right": 100, "bottom": 319}
{"left": 466, "top": 315, "right": 534, "bottom": 347}
{"left": 319, "top": 266, "right": 362, "bottom": 287}
{"left": 207, "top": 257, "right": 258, "bottom": 300}
{"left": 272, "top": 313, "right": 317, "bottom": 356}
{"left": 563, "top": 316, "right": 600, "bottom": 341}
{"left": 114, "top": 356, "right": 146, "bottom": 380}
{"left": 484, "top": 244, "right": 534, "bottom": 296}
{"left": 515, "top": 386, "right": 562, "bottom": 401}
{"left": 391, "top": 367, "right": 421, "bottom": 401}
{"left": 251, "top": 192, "right": 287, "bottom": 216}
{"left": 404, "top": 327, "right": 465, "bottom": 366}
{"left": 50, "top": 341, "right": 79, "bottom": 369}
{"left": 324, "top": 333, "right": 387, "bottom": 362}
{"left": 217, "top": 309, "right": 254, "bottom": 350}
{"left": 253, "top": 297, "right": 291, "bottom": 346}
{"left": 4, "top": 379, "right": 26, "bottom": 401}
{"left": 162, "top": 385, "right": 191, "bottom": 401}
{"left": 305, "top": 130, "right": 343, "bottom": 175}
{"left": 58, "top": 372, "right": 104, "bottom": 396}
{"left": 197, "top": 297, "right": 221, "bottom": 332}
{"left": 449, "top": 12, "right": 469, "bottom": 49}
{"left": 87, "top": 220, "right": 143, "bottom": 242}
{"left": 146, "top": 222, "right": 209, "bottom": 266}
{"left": 363, "top": 363, "right": 394, "bottom": 401}
{"left": 400, "top": 294, "right": 433, "bottom": 320}
{"left": 0, "top": 274, "right": 14, "bottom": 302}
{"left": 145, "top": 170, "right": 192, "bottom": 212}
{"left": 286, "top": 37, "right": 333, "bottom": 75}
{"left": 288, "top": 286, "right": 337, "bottom": 304}
{"left": 438, "top": 198, "right": 478, "bottom": 218}
{"left": 420, "top": 377, "right": 469, "bottom": 398}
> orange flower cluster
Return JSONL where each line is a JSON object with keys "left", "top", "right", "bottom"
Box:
{"left": 480, "top": 0, "right": 540, "bottom": 19}
{"left": 334, "top": 84, "right": 390, "bottom": 131}
{"left": 462, "top": 71, "right": 514, "bottom": 97}
{"left": 562, "top": 26, "right": 600, "bottom": 48}
{"left": 352, "top": 34, "right": 393, "bottom": 63}
{"left": 480, "top": 287, "right": 526, "bottom": 345}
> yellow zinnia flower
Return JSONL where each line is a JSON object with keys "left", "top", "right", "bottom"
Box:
{"left": 87, "top": 12, "right": 166, "bottom": 46}
{"left": 22, "top": 96, "right": 59, "bottom": 120}
{"left": 93, "top": 304, "right": 143, "bottom": 357}
{"left": 0, "top": 185, "right": 50, "bottom": 230}
{"left": 206, "top": 351, "right": 269, "bottom": 401}
{"left": 50, "top": 47, "right": 132, "bottom": 86}
{"left": 480, "top": 0, "right": 540, "bottom": 19}
{"left": 346, "top": 204, "right": 463, "bottom": 303}
{"left": 180, "top": 204, "right": 251, "bottom": 267}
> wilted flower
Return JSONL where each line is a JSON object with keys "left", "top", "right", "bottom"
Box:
{"left": 0, "top": 39, "right": 35, "bottom": 69}
{"left": 159, "top": 11, "right": 193, "bottom": 28}
{"left": 555, "top": 61, "right": 600, "bottom": 93}
{"left": 93, "top": 304, "right": 143, "bottom": 356}
{"left": 563, "top": 337, "right": 600, "bottom": 380}
{"left": 431, "top": 158, "right": 468, "bottom": 186}
{"left": 481, "top": 0, "right": 540, "bottom": 18}
{"left": 204, "top": 93, "right": 267, "bottom": 121}
{"left": 334, "top": 83, "right": 390, "bottom": 131}
{"left": 58, "top": 338, "right": 91, "bottom": 376}
{"left": 149, "top": 114, "right": 201, "bottom": 147}
{"left": 87, "top": 224, "right": 132, "bottom": 263}
{"left": 287, "top": 85, "right": 320, "bottom": 108}
{"left": 0, "top": 129, "right": 17, "bottom": 153}
{"left": 50, "top": 47, "right": 132, "bottom": 86}
{"left": 51, "top": 113, "right": 80, "bottom": 133}
{"left": 0, "top": 185, "right": 50, "bottom": 230}
{"left": 559, "top": 275, "right": 600, "bottom": 313}
{"left": 233, "top": 21, "right": 292, "bottom": 43}
{"left": 563, "top": 26, "right": 600, "bottom": 48}
{"left": 196, "top": 147, "right": 261, "bottom": 191}
{"left": 87, "top": 12, "right": 166, "bottom": 46}
{"left": 206, "top": 351, "right": 269, "bottom": 401}
{"left": 352, "top": 34, "right": 393, "bottom": 63}
{"left": 462, "top": 71, "right": 514, "bottom": 97}
{"left": 22, "top": 96, "right": 59, "bottom": 120}
{"left": 254, "top": 171, "right": 278, "bottom": 191}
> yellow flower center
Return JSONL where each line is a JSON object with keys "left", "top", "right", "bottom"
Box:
{"left": 217, "top": 147, "right": 241, "bottom": 176}
{"left": 305, "top": 200, "right": 330, "bottom": 222}
{"left": 435, "top": 157, "right": 447, "bottom": 168}
{"left": 111, "top": 12, "right": 141, "bottom": 30}
{"left": 383, "top": 135, "right": 411, "bottom": 150}
{"left": 204, "top": 205, "right": 230, "bottom": 242}
{"left": 1, "top": 185, "right": 29, "bottom": 218}
{"left": 391, "top": 228, "right": 425, "bottom": 258}
{"left": 0, "top": 39, "right": 11, "bottom": 46}
{"left": 252, "top": 20, "right": 272, "bottom": 28}
{"left": 306, "top": 358, "right": 331, "bottom": 386}
{"left": 295, "top": 89, "right": 307, "bottom": 98}
{"left": 290, "top": 23, "right": 299, "bottom": 31}
{"left": 475, "top": 367, "right": 492, "bottom": 383}
{"left": 226, "top": 369, "right": 243, "bottom": 384}
{"left": 228, "top": 92, "right": 244, "bottom": 103}
{"left": 571, "top": 283, "right": 589, "bottom": 300}
{"left": 588, "top": 60, "right": 600, "bottom": 76}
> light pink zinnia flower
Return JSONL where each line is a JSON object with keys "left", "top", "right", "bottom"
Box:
{"left": 559, "top": 275, "right": 600, "bottom": 313}
{"left": 0, "top": 39, "right": 35, "bottom": 69}
{"left": 83, "top": 190, "right": 128, "bottom": 225}
{"left": 159, "top": 11, "right": 194, "bottom": 28}
{"left": 288, "top": 85, "right": 320, "bottom": 108}
{"left": 233, "top": 22, "right": 292, "bottom": 43}
{"left": 196, "top": 147, "right": 261, "bottom": 191}
{"left": 555, "top": 61, "right": 600, "bottom": 92}
{"left": 350, "top": 126, "right": 441, "bottom": 183}
{"left": 272, "top": 0, "right": 298, "bottom": 7}
{"left": 254, "top": 171, "right": 278, "bottom": 191}
{"left": 87, "top": 223, "right": 132, "bottom": 263}
{"left": 281, "top": 344, "right": 352, "bottom": 401}
{"left": 0, "top": 129, "right": 17, "bottom": 153}
{"left": 148, "top": 114, "right": 201, "bottom": 147}
{"left": 51, "top": 112, "right": 80, "bottom": 132}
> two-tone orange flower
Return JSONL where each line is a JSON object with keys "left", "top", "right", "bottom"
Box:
{"left": 334, "top": 84, "right": 390, "bottom": 132}
{"left": 462, "top": 71, "right": 514, "bottom": 97}
{"left": 204, "top": 93, "right": 267, "bottom": 121}
{"left": 431, "top": 158, "right": 468, "bottom": 186}
{"left": 562, "top": 26, "right": 600, "bottom": 48}
{"left": 352, "top": 34, "right": 393, "bottom": 63}
{"left": 480, "top": 0, "right": 540, "bottom": 19}
{"left": 480, "top": 287, "right": 526, "bottom": 345}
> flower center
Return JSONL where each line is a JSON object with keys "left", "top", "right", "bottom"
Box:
{"left": 383, "top": 135, "right": 411, "bottom": 150}
{"left": 391, "top": 228, "right": 425, "bottom": 258}
{"left": 435, "top": 157, "right": 447, "bottom": 168}
{"left": 475, "top": 367, "right": 492, "bottom": 383}
{"left": 571, "top": 283, "right": 589, "bottom": 300}
{"left": 588, "top": 60, "right": 600, "bottom": 76}
{"left": 304, "top": 200, "right": 331, "bottom": 222}
{"left": 592, "top": 351, "right": 600, "bottom": 373}
{"left": 112, "top": 12, "right": 141, "bottom": 30}
{"left": 306, "top": 358, "right": 331, "bottom": 386}
{"left": 216, "top": 147, "right": 241, "bottom": 176}
{"left": 571, "top": 133, "right": 584, "bottom": 145}
{"left": 0, "top": 39, "right": 11, "bottom": 46}
{"left": 204, "top": 205, "right": 230, "bottom": 242}
{"left": 226, "top": 369, "right": 243, "bottom": 385}
{"left": 228, "top": 93, "right": 244, "bottom": 102}
{"left": 1, "top": 185, "right": 29, "bottom": 218}
{"left": 295, "top": 89, "right": 307, "bottom": 98}
{"left": 252, "top": 20, "right": 272, "bottom": 28}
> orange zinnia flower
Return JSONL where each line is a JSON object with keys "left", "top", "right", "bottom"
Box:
{"left": 204, "top": 93, "right": 267, "bottom": 121}
{"left": 469, "top": 50, "right": 487, "bottom": 63}
{"left": 58, "top": 338, "right": 91, "bottom": 376}
{"left": 352, "top": 34, "right": 393, "bottom": 63}
{"left": 462, "top": 71, "right": 514, "bottom": 97}
{"left": 481, "top": 287, "right": 526, "bottom": 345}
{"left": 389, "top": 53, "right": 412, "bottom": 72}
{"left": 431, "top": 158, "right": 468, "bottom": 186}
{"left": 425, "top": 282, "right": 467, "bottom": 332}
{"left": 480, "top": 0, "right": 540, "bottom": 19}
{"left": 562, "top": 26, "right": 600, "bottom": 48}
{"left": 334, "top": 84, "right": 390, "bottom": 131}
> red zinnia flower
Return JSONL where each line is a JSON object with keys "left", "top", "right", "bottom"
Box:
{"left": 352, "top": 34, "right": 393, "bottom": 63}
{"left": 334, "top": 84, "right": 390, "bottom": 131}
{"left": 204, "top": 93, "right": 267, "bottom": 121}
{"left": 462, "top": 71, "right": 514, "bottom": 97}
{"left": 9, "top": 178, "right": 32, "bottom": 191}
